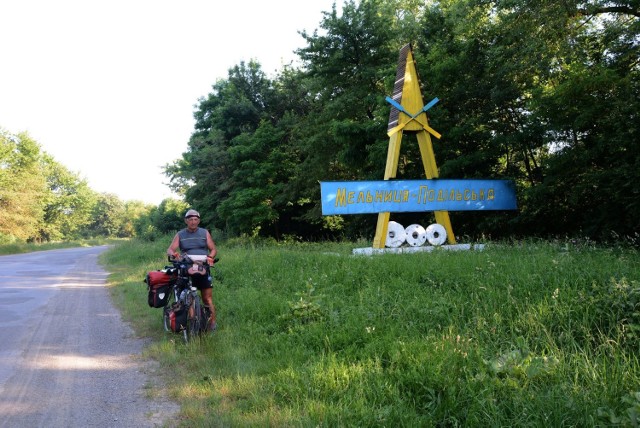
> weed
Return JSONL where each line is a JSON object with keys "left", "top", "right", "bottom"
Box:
{"left": 277, "top": 279, "right": 325, "bottom": 331}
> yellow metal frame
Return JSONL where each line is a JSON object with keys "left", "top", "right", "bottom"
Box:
{"left": 372, "top": 48, "right": 455, "bottom": 248}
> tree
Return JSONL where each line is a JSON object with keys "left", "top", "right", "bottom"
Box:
{"left": 122, "top": 200, "right": 154, "bottom": 238}
{"left": 0, "top": 129, "right": 47, "bottom": 242}
{"left": 166, "top": 61, "right": 270, "bottom": 231}
{"left": 216, "top": 121, "right": 288, "bottom": 236}
{"left": 38, "top": 153, "right": 97, "bottom": 241}
{"left": 132, "top": 198, "right": 188, "bottom": 240}
{"left": 84, "top": 193, "right": 127, "bottom": 238}
{"left": 496, "top": 0, "right": 640, "bottom": 238}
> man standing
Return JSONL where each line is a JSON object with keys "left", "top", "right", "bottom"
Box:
{"left": 166, "top": 209, "right": 218, "bottom": 332}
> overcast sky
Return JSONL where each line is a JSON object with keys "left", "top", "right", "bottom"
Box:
{"left": 0, "top": 0, "right": 342, "bottom": 204}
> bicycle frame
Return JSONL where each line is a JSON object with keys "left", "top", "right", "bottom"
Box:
{"left": 162, "top": 255, "right": 213, "bottom": 343}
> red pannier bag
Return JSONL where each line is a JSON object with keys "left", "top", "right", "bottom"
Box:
{"left": 168, "top": 302, "right": 187, "bottom": 332}
{"left": 144, "top": 270, "right": 175, "bottom": 308}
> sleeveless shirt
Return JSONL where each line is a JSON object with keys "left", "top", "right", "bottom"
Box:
{"left": 178, "top": 227, "right": 208, "bottom": 256}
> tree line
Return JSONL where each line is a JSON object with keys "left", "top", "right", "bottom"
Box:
{"left": 0, "top": 129, "right": 190, "bottom": 243}
{"left": 166, "top": 0, "right": 639, "bottom": 243}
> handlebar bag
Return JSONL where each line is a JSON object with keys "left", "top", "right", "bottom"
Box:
{"left": 187, "top": 262, "right": 208, "bottom": 276}
{"left": 144, "top": 271, "right": 175, "bottom": 308}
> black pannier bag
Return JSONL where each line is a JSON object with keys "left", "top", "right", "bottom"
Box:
{"left": 144, "top": 270, "right": 175, "bottom": 308}
{"left": 148, "top": 284, "right": 170, "bottom": 308}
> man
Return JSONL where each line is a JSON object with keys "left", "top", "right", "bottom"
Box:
{"left": 167, "top": 209, "right": 218, "bottom": 332}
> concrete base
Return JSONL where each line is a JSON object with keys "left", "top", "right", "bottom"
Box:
{"left": 352, "top": 243, "right": 485, "bottom": 256}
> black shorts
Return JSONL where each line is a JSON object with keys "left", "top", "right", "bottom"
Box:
{"left": 190, "top": 273, "right": 212, "bottom": 290}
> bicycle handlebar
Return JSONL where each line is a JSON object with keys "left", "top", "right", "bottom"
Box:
{"left": 167, "top": 254, "right": 220, "bottom": 266}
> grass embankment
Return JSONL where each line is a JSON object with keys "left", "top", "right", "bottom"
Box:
{"left": 103, "top": 238, "right": 640, "bottom": 427}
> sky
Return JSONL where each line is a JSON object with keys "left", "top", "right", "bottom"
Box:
{"left": 0, "top": 0, "right": 343, "bottom": 205}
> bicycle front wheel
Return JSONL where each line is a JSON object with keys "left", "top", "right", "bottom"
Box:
{"left": 185, "top": 294, "right": 204, "bottom": 343}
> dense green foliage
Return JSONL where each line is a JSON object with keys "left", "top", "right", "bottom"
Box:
{"left": 167, "top": 0, "right": 639, "bottom": 243}
{"left": 105, "top": 238, "right": 640, "bottom": 426}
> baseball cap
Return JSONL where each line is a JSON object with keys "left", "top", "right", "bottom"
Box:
{"left": 184, "top": 209, "right": 200, "bottom": 218}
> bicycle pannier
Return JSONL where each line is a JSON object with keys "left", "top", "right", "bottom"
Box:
{"left": 168, "top": 302, "right": 187, "bottom": 332}
{"left": 147, "top": 284, "right": 170, "bottom": 308}
{"left": 144, "top": 270, "right": 175, "bottom": 308}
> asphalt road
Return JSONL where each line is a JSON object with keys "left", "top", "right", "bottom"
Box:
{"left": 0, "top": 246, "right": 179, "bottom": 427}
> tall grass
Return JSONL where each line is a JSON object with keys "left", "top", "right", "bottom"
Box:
{"left": 102, "top": 238, "right": 640, "bottom": 427}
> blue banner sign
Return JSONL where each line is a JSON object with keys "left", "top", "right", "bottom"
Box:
{"left": 321, "top": 179, "right": 517, "bottom": 215}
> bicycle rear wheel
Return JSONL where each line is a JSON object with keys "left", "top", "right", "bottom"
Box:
{"left": 162, "top": 289, "right": 176, "bottom": 332}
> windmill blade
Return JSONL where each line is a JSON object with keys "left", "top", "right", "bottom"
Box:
{"left": 387, "top": 44, "right": 412, "bottom": 132}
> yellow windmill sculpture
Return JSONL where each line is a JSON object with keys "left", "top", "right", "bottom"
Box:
{"left": 372, "top": 44, "right": 456, "bottom": 248}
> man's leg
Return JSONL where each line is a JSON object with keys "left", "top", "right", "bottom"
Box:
{"left": 201, "top": 288, "right": 216, "bottom": 331}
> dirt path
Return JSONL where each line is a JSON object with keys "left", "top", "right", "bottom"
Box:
{"left": 0, "top": 246, "right": 179, "bottom": 427}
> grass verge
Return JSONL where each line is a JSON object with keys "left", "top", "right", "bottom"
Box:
{"left": 0, "top": 238, "right": 124, "bottom": 255}
{"left": 102, "top": 238, "right": 640, "bottom": 427}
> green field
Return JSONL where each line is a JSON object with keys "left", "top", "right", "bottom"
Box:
{"left": 103, "top": 238, "right": 640, "bottom": 427}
